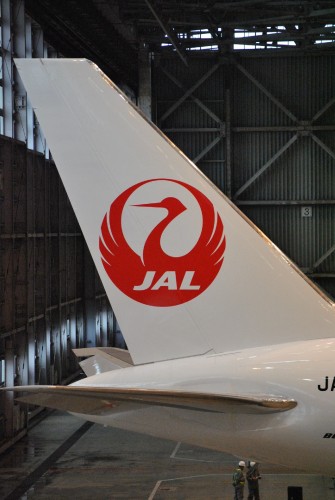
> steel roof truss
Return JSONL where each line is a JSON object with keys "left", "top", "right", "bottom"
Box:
{"left": 159, "top": 63, "right": 222, "bottom": 124}
{"left": 192, "top": 134, "right": 224, "bottom": 163}
{"left": 235, "top": 61, "right": 299, "bottom": 123}
{"left": 144, "top": 0, "right": 188, "bottom": 66}
{"left": 311, "top": 243, "right": 335, "bottom": 272}
{"left": 233, "top": 134, "right": 299, "bottom": 199}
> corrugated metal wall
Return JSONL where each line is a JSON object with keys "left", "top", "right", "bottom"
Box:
{"left": 153, "top": 53, "right": 335, "bottom": 298}
{"left": 0, "top": 0, "right": 125, "bottom": 447}
{"left": 0, "top": 138, "right": 119, "bottom": 443}
{"left": 154, "top": 59, "right": 226, "bottom": 190}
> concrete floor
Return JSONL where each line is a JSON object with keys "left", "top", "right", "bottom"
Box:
{"left": 0, "top": 411, "right": 334, "bottom": 499}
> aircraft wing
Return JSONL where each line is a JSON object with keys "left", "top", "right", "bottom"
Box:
{"left": 3, "top": 385, "right": 296, "bottom": 416}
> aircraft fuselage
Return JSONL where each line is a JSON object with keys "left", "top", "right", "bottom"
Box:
{"left": 72, "top": 338, "right": 335, "bottom": 475}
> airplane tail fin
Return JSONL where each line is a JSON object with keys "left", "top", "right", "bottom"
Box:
{"left": 15, "top": 58, "right": 335, "bottom": 365}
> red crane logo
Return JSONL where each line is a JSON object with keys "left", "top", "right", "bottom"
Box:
{"left": 99, "top": 179, "right": 226, "bottom": 307}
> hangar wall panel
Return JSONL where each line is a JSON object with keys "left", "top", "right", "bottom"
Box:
{"left": 154, "top": 58, "right": 226, "bottom": 190}
{"left": 153, "top": 54, "right": 335, "bottom": 298}
{"left": 0, "top": 138, "right": 119, "bottom": 445}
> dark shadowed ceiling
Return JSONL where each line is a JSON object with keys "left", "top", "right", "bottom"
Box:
{"left": 25, "top": 0, "right": 335, "bottom": 91}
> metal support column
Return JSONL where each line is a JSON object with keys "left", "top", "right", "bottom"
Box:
{"left": 138, "top": 43, "right": 152, "bottom": 120}
{"left": 2, "top": 0, "right": 13, "bottom": 138}
{"left": 84, "top": 247, "right": 97, "bottom": 347}
{"left": 4, "top": 339, "right": 14, "bottom": 438}
{"left": 13, "top": 0, "right": 27, "bottom": 143}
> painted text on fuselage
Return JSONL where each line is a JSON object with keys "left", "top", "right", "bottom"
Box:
{"left": 318, "top": 376, "right": 335, "bottom": 391}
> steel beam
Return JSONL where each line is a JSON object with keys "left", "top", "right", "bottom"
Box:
{"left": 312, "top": 97, "right": 335, "bottom": 122}
{"left": 235, "top": 62, "right": 298, "bottom": 123}
{"left": 308, "top": 273, "right": 335, "bottom": 278}
{"left": 4, "top": 340, "right": 14, "bottom": 437}
{"left": 225, "top": 88, "right": 232, "bottom": 198}
{"left": 163, "top": 127, "right": 221, "bottom": 132}
{"left": 311, "top": 243, "right": 335, "bottom": 271}
{"left": 2, "top": 0, "right": 13, "bottom": 138}
{"left": 236, "top": 199, "right": 335, "bottom": 206}
{"left": 144, "top": 0, "right": 188, "bottom": 66}
{"left": 233, "top": 125, "right": 335, "bottom": 133}
{"left": 13, "top": 0, "right": 27, "bottom": 143}
{"left": 159, "top": 63, "right": 222, "bottom": 123}
{"left": 192, "top": 134, "right": 223, "bottom": 163}
{"left": 138, "top": 43, "right": 152, "bottom": 120}
{"left": 234, "top": 134, "right": 298, "bottom": 199}
{"left": 311, "top": 134, "right": 335, "bottom": 161}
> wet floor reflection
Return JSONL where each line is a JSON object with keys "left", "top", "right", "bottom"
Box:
{"left": 0, "top": 411, "right": 84, "bottom": 499}
{"left": 0, "top": 411, "right": 333, "bottom": 500}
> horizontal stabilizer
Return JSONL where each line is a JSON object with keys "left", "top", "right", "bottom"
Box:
{"left": 73, "top": 348, "right": 133, "bottom": 376}
{"left": 3, "top": 385, "right": 296, "bottom": 416}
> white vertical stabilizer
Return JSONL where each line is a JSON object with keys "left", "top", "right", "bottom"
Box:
{"left": 15, "top": 58, "right": 335, "bottom": 365}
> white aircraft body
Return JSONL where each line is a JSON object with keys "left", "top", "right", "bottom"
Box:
{"left": 4, "top": 59, "right": 335, "bottom": 475}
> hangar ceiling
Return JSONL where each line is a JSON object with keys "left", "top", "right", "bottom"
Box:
{"left": 25, "top": 0, "right": 335, "bottom": 89}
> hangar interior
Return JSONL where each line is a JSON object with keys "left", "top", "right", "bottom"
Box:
{"left": 0, "top": 0, "right": 334, "bottom": 488}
